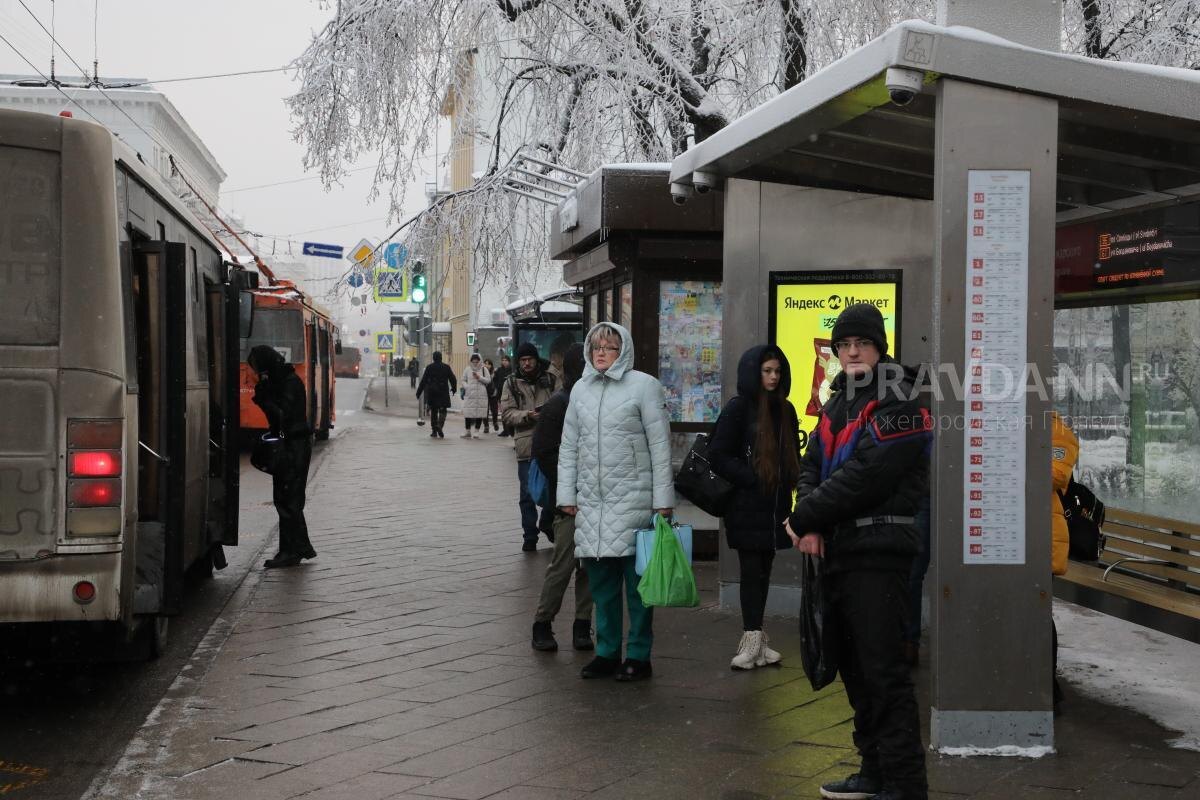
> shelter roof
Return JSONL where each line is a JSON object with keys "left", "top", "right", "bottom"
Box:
{"left": 669, "top": 21, "right": 1200, "bottom": 223}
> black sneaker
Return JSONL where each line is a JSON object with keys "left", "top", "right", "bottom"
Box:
{"left": 521, "top": 541, "right": 537, "bottom": 553}
{"left": 531, "top": 621, "right": 558, "bottom": 651}
{"left": 819, "top": 773, "right": 881, "bottom": 800}
{"left": 572, "top": 620, "right": 594, "bottom": 651}
{"left": 580, "top": 655, "right": 619, "bottom": 679}
{"left": 614, "top": 658, "right": 652, "bottom": 682}
{"left": 264, "top": 553, "right": 301, "bottom": 569}
{"left": 300, "top": 548, "right": 317, "bottom": 560}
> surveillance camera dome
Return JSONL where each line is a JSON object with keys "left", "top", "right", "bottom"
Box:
{"left": 885, "top": 66, "right": 924, "bottom": 107}
{"left": 692, "top": 171, "right": 720, "bottom": 195}
{"left": 669, "top": 181, "right": 693, "bottom": 206}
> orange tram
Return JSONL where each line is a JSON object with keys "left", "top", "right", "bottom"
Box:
{"left": 238, "top": 281, "right": 338, "bottom": 441}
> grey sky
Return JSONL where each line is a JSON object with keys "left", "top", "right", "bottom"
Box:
{"left": 0, "top": 0, "right": 436, "bottom": 256}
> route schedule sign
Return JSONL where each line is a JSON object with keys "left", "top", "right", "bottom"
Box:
{"left": 963, "top": 169, "right": 1030, "bottom": 566}
{"left": 768, "top": 270, "right": 900, "bottom": 435}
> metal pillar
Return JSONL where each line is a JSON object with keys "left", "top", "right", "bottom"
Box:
{"left": 937, "top": 0, "right": 1061, "bottom": 51}
{"left": 929, "top": 78, "right": 1059, "bottom": 751}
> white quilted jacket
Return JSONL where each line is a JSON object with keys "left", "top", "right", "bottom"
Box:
{"left": 558, "top": 323, "right": 674, "bottom": 559}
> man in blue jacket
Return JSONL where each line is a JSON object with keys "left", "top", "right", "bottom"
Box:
{"left": 785, "top": 303, "right": 930, "bottom": 800}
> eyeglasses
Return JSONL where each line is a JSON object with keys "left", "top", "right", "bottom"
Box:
{"left": 833, "top": 337, "right": 876, "bottom": 353}
{"left": 591, "top": 345, "right": 621, "bottom": 354}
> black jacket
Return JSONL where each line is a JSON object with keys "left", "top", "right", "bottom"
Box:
{"left": 249, "top": 346, "right": 310, "bottom": 437}
{"left": 415, "top": 360, "right": 457, "bottom": 410}
{"left": 787, "top": 357, "right": 930, "bottom": 574}
{"left": 709, "top": 346, "right": 800, "bottom": 551}
{"left": 490, "top": 365, "right": 511, "bottom": 399}
{"left": 530, "top": 391, "right": 568, "bottom": 508}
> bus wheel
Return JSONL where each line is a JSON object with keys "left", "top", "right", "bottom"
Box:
{"left": 148, "top": 616, "right": 169, "bottom": 660}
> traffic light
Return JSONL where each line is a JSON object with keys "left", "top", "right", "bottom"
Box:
{"left": 410, "top": 260, "right": 427, "bottom": 303}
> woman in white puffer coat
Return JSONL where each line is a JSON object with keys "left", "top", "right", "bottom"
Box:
{"left": 459, "top": 353, "right": 491, "bottom": 438}
{"left": 557, "top": 322, "right": 673, "bottom": 682}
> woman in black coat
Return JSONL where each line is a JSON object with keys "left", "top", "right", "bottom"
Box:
{"left": 708, "top": 345, "right": 801, "bottom": 670}
{"left": 247, "top": 345, "right": 317, "bottom": 569}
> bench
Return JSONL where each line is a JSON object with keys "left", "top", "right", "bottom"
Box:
{"left": 1053, "top": 507, "right": 1200, "bottom": 643}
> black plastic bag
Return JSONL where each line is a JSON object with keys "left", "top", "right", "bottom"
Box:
{"left": 798, "top": 553, "right": 838, "bottom": 691}
{"left": 673, "top": 433, "right": 735, "bottom": 517}
{"left": 251, "top": 433, "right": 286, "bottom": 475}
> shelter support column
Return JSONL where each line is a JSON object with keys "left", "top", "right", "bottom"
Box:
{"left": 929, "top": 78, "right": 1059, "bottom": 751}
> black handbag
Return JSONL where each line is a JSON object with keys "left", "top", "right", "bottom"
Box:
{"left": 798, "top": 553, "right": 838, "bottom": 691}
{"left": 673, "top": 433, "right": 735, "bottom": 517}
{"left": 1060, "top": 476, "right": 1106, "bottom": 562}
{"left": 251, "top": 432, "right": 286, "bottom": 475}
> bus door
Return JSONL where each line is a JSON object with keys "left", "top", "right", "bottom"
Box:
{"left": 130, "top": 240, "right": 188, "bottom": 616}
{"left": 312, "top": 316, "right": 321, "bottom": 431}
{"left": 205, "top": 278, "right": 240, "bottom": 546}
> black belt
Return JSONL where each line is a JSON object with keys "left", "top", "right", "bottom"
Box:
{"left": 854, "top": 515, "right": 915, "bottom": 527}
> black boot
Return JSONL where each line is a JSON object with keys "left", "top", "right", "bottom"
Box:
{"left": 572, "top": 620, "right": 594, "bottom": 651}
{"left": 580, "top": 655, "right": 619, "bottom": 679}
{"left": 531, "top": 621, "right": 558, "bottom": 651}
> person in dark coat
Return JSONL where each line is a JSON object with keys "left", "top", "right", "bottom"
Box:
{"left": 529, "top": 343, "right": 593, "bottom": 652}
{"left": 407, "top": 357, "right": 419, "bottom": 388}
{"left": 415, "top": 351, "right": 456, "bottom": 438}
{"left": 708, "top": 345, "right": 800, "bottom": 670}
{"left": 785, "top": 303, "right": 930, "bottom": 800}
{"left": 491, "top": 355, "right": 513, "bottom": 436}
{"left": 483, "top": 359, "right": 499, "bottom": 433}
{"left": 247, "top": 345, "right": 316, "bottom": 569}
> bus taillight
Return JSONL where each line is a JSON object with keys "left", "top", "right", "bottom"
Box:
{"left": 68, "top": 419, "right": 122, "bottom": 449}
{"left": 69, "top": 451, "right": 122, "bottom": 477}
{"left": 68, "top": 479, "right": 121, "bottom": 508}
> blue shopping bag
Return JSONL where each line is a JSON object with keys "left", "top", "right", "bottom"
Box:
{"left": 527, "top": 458, "right": 550, "bottom": 507}
{"left": 635, "top": 518, "right": 693, "bottom": 576}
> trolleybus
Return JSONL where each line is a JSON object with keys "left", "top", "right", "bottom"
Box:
{"left": 238, "top": 284, "right": 337, "bottom": 440}
{"left": 0, "top": 107, "right": 244, "bottom": 654}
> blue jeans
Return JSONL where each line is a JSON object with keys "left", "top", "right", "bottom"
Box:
{"left": 516, "top": 459, "right": 539, "bottom": 543}
{"left": 904, "top": 494, "right": 932, "bottom": 644}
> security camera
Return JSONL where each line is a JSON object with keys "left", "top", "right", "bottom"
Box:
{"left": 885, "top": 66, "right": 924, "bottom": 107}
{"left": 670, "top": 181, "right": 694, "bottom": 206}
{"left": 692, "top": 171, "right": 721, "bottom": 195}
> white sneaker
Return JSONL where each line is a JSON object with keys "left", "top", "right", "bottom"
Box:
{"left": 758, "top": 630, "right": 782, "bottom": 666}
{"left": 460, "top": 432, "right": 473, "bottom": 439}
{"left": 730, "top": 630, "right": 763, "bottom": 670}
{"left": 472, "top": 430, "right": 482, "bottom": 438}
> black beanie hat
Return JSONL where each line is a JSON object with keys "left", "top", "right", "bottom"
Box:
{"left": 516, "top": 342, "right": 539, "bottom": 360}
{"left": 831, "top": 303, "right": 888, "bottom": 355}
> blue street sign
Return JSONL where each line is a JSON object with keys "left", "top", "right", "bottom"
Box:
{"left": 384, "top": 243, "right": 408, "bottom": 268}
{"left": 302, "top": 241, "right": 344, "bottom": 259}
{"left": 376, "top": 332, "right": 395, "bottom": 353}
{"left": 346, "top": 273, "right": 365, "bottom": 288}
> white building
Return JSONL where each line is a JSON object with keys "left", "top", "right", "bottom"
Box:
{"left": 0, "top": 75, "right": 226, "bottom": 212}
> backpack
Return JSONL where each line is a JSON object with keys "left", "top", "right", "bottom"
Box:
{"left": 1059, "top": 476, "right": 1106, "bottom": 562}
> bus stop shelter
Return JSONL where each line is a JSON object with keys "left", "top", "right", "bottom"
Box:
{"left": 669, "top": 2, "right": 1200, "bottom": 752}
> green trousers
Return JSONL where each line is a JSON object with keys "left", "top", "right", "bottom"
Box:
{"left": 583, "top": 555, "right": 653, "bottom": 661}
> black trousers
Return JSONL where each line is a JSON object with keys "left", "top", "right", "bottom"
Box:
{"left": 487, "top": 395, "right": 500, "bottom": 428}
{"left": 737, "top": 548, "right": 775, "bottom": 630}
{"left": 273, "top": 437, "right": 313, "bottom": 556}
{"left": 430, "top": 407, "right": 447, "bottom": 433}
{"left": 828, "top": 568, "right": 927, "bottom": 798}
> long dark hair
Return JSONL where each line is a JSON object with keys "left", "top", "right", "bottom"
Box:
{"left": 752, "top": 349, "right": 800, "bottom": 493}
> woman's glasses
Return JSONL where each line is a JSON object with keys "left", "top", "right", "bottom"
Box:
{"left": 591, "top": 345, "right": 621, "bottom": 354}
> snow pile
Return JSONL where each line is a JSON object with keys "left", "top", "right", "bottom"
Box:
{"left": 1054, "top": 599, "right": 1200, "bottom": 751}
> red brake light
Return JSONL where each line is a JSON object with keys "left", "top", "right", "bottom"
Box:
{"left": 70, "top": 451, "right": 122, "bottom": 477}
{"left": 68, "top": 419, "right": 122, "bottom": 449}
{"left": 68, "top": 479, "right": 121, "bottom": 507}
{"left": 73, "top": 581, "right": 96, "bottom": 604}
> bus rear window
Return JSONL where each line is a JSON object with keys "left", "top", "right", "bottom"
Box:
{"left": 0, "top": 147, "right": 61, "bottom": 345}
{"left": 240, "top": 307, "right": 304, "bottom": 364}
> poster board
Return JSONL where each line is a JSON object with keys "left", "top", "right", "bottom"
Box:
{"left": 658, "top": 280, "right": 723, "bottom": 423}
{"left": 768, "top": 271, "right": 902, "bottom": 438}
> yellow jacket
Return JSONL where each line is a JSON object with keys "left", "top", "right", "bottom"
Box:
{"left": 1051, "top": 413, "right": 1080, "bottom": 575}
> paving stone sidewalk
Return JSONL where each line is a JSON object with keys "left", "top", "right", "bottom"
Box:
{"left": 91, "top": 383, "right": 1200, "bottom": 799}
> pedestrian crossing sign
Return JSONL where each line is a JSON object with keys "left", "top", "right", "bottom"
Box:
{"left": 376, "top": 332, "right": 395, "bottom": 353}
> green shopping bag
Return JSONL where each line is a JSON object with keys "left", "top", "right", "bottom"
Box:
{"left": 637, "top": 514, "right": 699, "bottom": 608}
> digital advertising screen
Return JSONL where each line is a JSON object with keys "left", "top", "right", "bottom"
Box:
{"left": 768, "top": 270, "right": 902, "bottom": 435}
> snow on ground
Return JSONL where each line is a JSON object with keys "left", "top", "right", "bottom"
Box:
{"left": 1054, "top": 598, "right": 1200, "bottom": 751}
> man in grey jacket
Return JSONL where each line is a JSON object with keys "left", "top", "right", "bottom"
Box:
{"left": 501, "top": 342, "right": 557, "bottom": 552}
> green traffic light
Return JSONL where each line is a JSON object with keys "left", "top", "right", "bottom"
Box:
{"left": 411, "top": 286, "right": 427, "bottom": 303}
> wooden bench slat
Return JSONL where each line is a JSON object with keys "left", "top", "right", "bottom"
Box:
{"left": 1105, "top": 508, "right": 1200, "bottom": 539}
{"left": 1060, "top": 563, "right": 1200, "bottom": 621}
{"left": 1101, "top": 537, "right": 1200, "bottom": 572}
{"left": 1101, "top": 521, "right": 1200, "bottom": 553}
